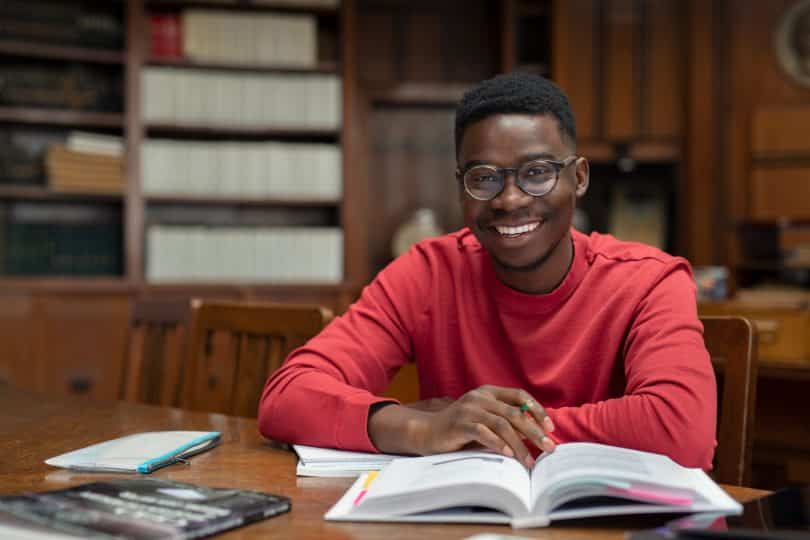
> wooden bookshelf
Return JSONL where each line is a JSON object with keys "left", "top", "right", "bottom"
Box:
{"left": 145, "top": 0, "right": 339, "bottom": 15}
{"left": 145, "top": 123, "right": 340, "bottom": 140}
{"left": 0, "top": 40, "right": 125, "bottom": 64}
{"left": 0, "top": 107, "right": 124, "bottom": 129}
{"left": 0, "top": 186, "right": 124, "bottom": 202}
{"left": 148, "top": 57, "right": 339, "bottom": 75}
{"left": 145, "top": 193, "right": 340, "bottom": 207}
{"left": 0, "top": 278, "right": 133, "bottom": 292}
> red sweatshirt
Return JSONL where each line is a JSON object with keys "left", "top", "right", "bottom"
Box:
{"left": 258, "top": 228, "right": 717, "bottom": 469}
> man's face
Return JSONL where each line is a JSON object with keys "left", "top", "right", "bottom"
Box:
{"left": 457, "top": 113, "right": 587, "bottom": 287}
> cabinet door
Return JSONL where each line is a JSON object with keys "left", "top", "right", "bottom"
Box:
{"left": 32, "top": 294, "right": 130, "bottom": 401}
{"left": 0, "top": 293, "right": 35, "bottom": 388}
{"left": 552, "top": 0, "right": 685, "bottom": 143}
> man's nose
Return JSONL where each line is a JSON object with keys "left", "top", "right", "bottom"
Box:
{"left": 491, "top": 173, "right": 531, "bottom": 211}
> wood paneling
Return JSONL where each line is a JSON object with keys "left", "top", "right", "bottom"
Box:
{"left": 751, "top": 167, "right": 810, "bottom": 220}
{"left": 402, "top": 13, "right": 443, "bottom": 81}
{"left": 604, "top": 0, "right": 640, "bottom": 140}
{"left": 646, "top": 0, "right": 684, "bottom": 138}
{"left": 752, "top": 105, "right": 810, "bottom": 157}
{"left": 0, "top": 294, "right": 34, "bottom": 388}
{"left": 367, "top": 107, "right": 459, "bottom": 273}
{"left": 34, "top": 294, "right": 130, "bottom": 401}
{"left": 552, "top": 0, "right": 598, "bottom": 140}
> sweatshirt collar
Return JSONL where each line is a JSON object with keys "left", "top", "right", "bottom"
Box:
{"left": 481, "top": 228, "right": 589, "bottom": 313}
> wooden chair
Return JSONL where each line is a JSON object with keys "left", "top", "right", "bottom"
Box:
{"left": 120, "top": 298, "right": 196, "bottom": 407}
{"left": 701, "top": 315, "right": 759, "bottom": 487}
{"left": 182, "top": 299, "right": 333, "bottom": 417}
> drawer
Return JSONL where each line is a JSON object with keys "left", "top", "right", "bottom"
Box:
{"left": 699, "top": 303, "right": 810, "bottom": 364}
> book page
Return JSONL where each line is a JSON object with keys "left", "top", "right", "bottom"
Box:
{"left": 529, "top": 443, "right": 694, "bottom": 511}
{"left": 359, "top": 451, "right": 532, "bottom": 518}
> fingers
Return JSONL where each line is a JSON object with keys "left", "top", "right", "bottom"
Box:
{"left": 479, "top": 386, "right": 557, "bottom": 454}
{"left": 462, "top": 409, "right": 534, "bottom": 468}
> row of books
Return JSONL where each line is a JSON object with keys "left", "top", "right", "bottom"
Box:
{"left": 0, "top": 128, "right": 63, "bottom": 186}
{"left": 151, "top": 9, "right": 318, "bottom": 67}
{"left": 0, "top": 0, "right": 123, "bottom": 50}
{"left": 141, "top": 140, "right": 341, "bottom": 198}
{"left": 0, "top": 202, "right": 121, "bottom": 276}
{"left": 146, "top": 225, "right": 343, "bottom": 283}
{"left": 141, "top": 68, "right": 341, "bottom": 129}
{"left": 0, "top": 63, "right": 122, "bottom": 112}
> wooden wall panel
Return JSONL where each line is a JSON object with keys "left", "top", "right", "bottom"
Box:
{"left": 752, "top": 105, "right": 810, "bottom": 157}
{"left": 646, "top": 0, "right": 683, "bottom": 138}
{"left": 33, "top": 294, "right": 130, "bottom": 401}
{"left": 552, "top": 0, "right": 598, "bottom": 140}
{"left": 0, "top": 294, "right": 34, "bottom": 388}
{"left": 725, "top": 1, "right": 810, "bottom": 227}
{"left": 356, "top": 12, "right": 397, "bottom": 85}
{"left": 684, "top": 0, "right": 719, "bottom": 264}
{"left": 751, "top": 167, "right": 810, "bottom": 220}
{"left": 402, "top": 13, "right": 443, "bottom": 81}
{"left": 604, "top": 0, "right": 640, "bottom": 140}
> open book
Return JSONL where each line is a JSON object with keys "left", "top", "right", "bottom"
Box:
{"left": 326, "top": 442, "right": 742, "bottom": 528}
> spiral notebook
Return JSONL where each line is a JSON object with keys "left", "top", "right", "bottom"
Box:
{"left": 45, "top": 431, "right": 221, "bottom": 474}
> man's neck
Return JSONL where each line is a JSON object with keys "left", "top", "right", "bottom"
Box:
{"left": 494, "top": 232, "right": 575, "bottom": 294}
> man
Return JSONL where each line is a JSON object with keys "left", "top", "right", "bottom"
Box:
{"left": 258, "top": 72, "right": 716, "bottom": 470}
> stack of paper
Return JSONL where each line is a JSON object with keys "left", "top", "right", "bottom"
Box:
{"left": 293, "top": 445, "right": 400, "bottom": 478}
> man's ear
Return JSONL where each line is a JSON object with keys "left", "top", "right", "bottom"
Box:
{"left": 456, "top": 167, "right": 465, "bottom": 203}
{"left": 574, "top": 157, "right": 589, "bottom": 198}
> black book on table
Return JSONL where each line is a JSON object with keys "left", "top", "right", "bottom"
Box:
{"left": 0, "top": 478, "right": 291, "bottom": 539}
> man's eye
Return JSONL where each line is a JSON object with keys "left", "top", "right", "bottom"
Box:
{"left": 525, "top": 167, "right": 551, "bottom": 177}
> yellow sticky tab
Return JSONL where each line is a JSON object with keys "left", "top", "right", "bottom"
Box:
{"left": 362, "top": 471, "right": 378, "bottom": 489}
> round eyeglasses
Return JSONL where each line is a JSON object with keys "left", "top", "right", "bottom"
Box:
{"left": 458, "top": 156, "right": 578, "bottom": 201}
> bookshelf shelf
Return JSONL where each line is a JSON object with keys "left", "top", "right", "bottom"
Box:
{"left": 0, "top": 186, "right": 124, "bottom": 202}
{"left": 0, "top": 278, "right": 133, "bottom": 292}
{"left": 145, "top": 0, "right": 339, "bottom": 16}
{"left": 145, "top": 123, "right": 340, "bottom": 140}
{"left": 147, "top": 57, "right": 339, "bottom": 74}
{"left": 0, "top": 40, "right": 125, "bottom": 64}
{"left": 0, "top": 107, "right": 124, "bottom": 129}
{"left": 368, "top": 82, "right": 469, "bottom": 106}
{"left": 145, "top": 193, "right": 340, "bottom": 207}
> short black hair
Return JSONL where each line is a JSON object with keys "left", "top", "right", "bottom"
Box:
{"left": 454, "top": 72, "right": 576, "bottom": 156}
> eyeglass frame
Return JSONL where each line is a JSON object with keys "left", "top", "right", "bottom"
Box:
{"left": 456, "top": 155, "right": 578, "bottom": 201}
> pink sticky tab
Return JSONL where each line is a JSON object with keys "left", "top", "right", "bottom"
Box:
{"left": 353, "top": 489, "right": 368, "bottom": 506}
{"left": 607, "top": 486, "right": 693, "bottom": 506}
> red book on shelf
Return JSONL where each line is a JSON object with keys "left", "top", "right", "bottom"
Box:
{"left": 150, "top": 13, "right": 183, "bottom": 60}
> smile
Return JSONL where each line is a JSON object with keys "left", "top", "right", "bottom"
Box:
{"left": 493, "top": 221, "right": 540, "bottom": 237}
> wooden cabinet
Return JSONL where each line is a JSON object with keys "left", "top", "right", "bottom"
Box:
{"left": 0, "top": 290, "right": 130, "bottom": 401}
{"left": 552, "top": 0, "right": 686, "bottom": 156}
{"left": 701, "top": 302, "right": 810, "bottom": 365}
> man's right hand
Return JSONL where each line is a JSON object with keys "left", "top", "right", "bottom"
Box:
{"left": 368, "top": 385, "right": 556, "bottom": 468}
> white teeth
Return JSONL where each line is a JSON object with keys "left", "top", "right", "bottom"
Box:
{"left": 494, "top": 222, "right": 540, "bottom": 236}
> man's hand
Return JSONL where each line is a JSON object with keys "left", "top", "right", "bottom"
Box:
{"left": 369, "top": 385, "right": 556, "bottom": 468}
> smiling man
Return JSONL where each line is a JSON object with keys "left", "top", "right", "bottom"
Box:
{"left": 258, "top": 72, "right": 717, "bottom": 470}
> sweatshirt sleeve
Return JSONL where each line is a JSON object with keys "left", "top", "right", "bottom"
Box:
{"left": 257, "top": 244, "right": 430, "bottom": 452}
{"left": 546, "top": 262, "right": 718, "bottom": 469}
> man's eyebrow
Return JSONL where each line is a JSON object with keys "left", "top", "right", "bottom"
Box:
{"left": 459, "top": 152, "right": 558, "bottom": 170}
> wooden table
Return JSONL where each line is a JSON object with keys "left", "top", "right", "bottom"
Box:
{"left": 0, "top": 384, "right": 768, "bottom": 540}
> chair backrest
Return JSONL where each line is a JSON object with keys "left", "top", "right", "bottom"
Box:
{"left": 120, "top": 298, "right": 196, "bottom": 407}
{"left": 700, "top": 315, "right": 759, "bottom": 486}
{"left": 182, "top": 299, "right": 333, "bottom": 417}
